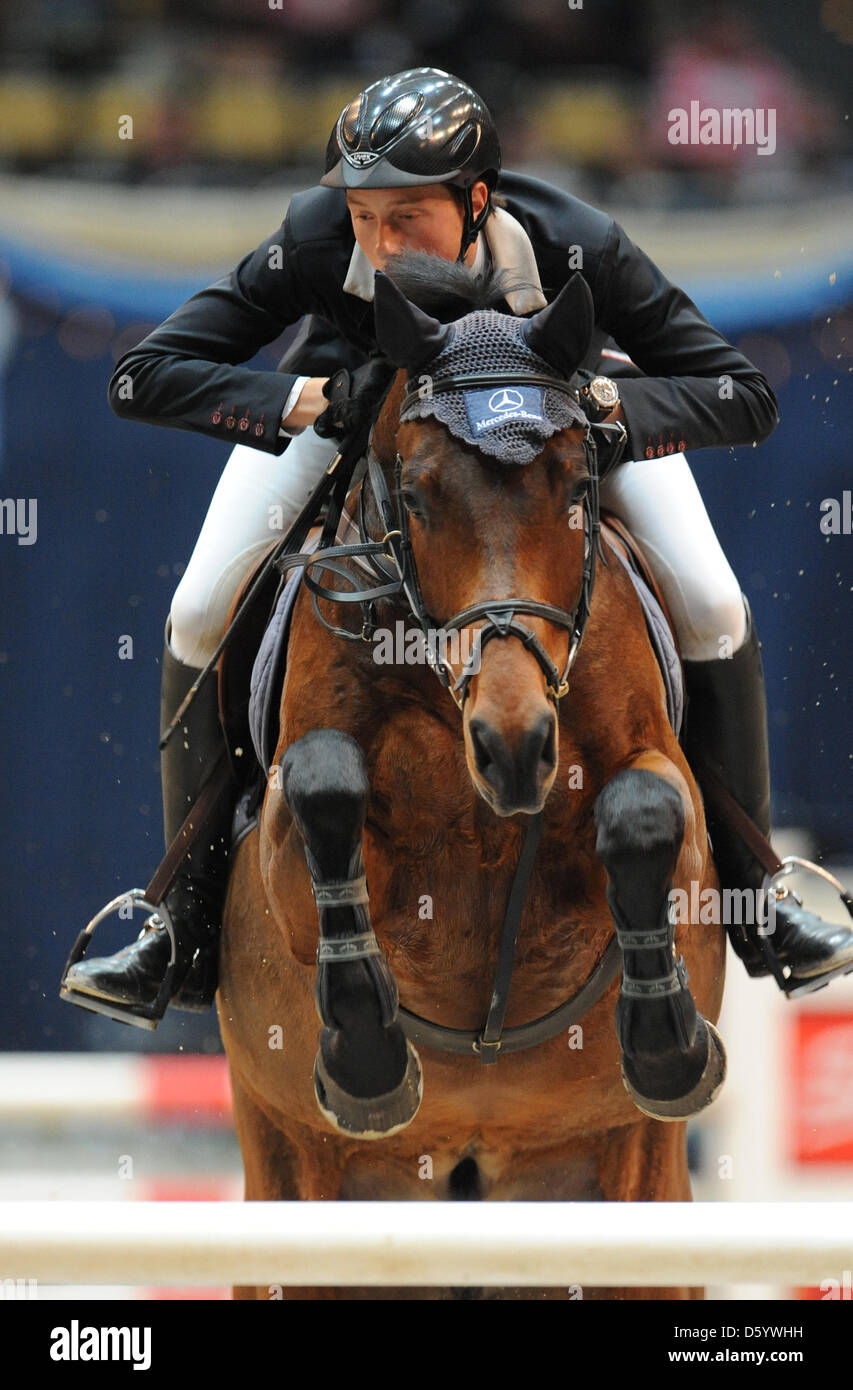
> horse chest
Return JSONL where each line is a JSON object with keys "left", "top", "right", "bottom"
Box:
{"left": 366, "top": 704, "right": 591, "bottom": 852}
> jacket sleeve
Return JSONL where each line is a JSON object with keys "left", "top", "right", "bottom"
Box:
{"left": 276, "top": 313, "right": 369, "bottom": 378}
{"left": 593, "top": 220, "right": 779, "bottom": 459}
{"left": 107, "top": 220, "right": 316, "bottom": 456}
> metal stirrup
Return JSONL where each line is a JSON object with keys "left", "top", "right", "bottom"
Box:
{"left": 760, "top": 855, "right": 853, "bottom": 923}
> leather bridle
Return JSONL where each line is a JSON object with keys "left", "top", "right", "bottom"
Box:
{"left": 284, "top": 370, "right": 626, "bottom": 712}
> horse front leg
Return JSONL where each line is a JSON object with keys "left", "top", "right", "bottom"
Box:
{"left": 593, "top": 761, "right": 726, "bottom": 1121}
{"left": 279, "top": 728, "right": 422, "bottom": 1140}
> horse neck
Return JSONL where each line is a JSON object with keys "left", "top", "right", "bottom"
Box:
{"left": 558, "top": 545, "right": 676, "bottom": 765}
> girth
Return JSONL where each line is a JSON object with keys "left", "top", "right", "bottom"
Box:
{"left": 309, "top": 808, "right": 623, "bottom": 1064}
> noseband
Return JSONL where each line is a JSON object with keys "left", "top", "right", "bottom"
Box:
{"left": 281, "top": 369, "right": 626, "bottom": 710}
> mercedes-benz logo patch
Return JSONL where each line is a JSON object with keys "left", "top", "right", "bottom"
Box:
{"left": 488, "top": 388, "right": 525, "bottom": 413}
{"left": 462, "top": 384, "right": 547, "bottom": 441}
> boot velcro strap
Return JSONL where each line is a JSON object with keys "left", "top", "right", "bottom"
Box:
{"left": 618, "top": 928, "right": 671, "bottom": 950}
{"left": 317, "top": 931, "right": 382, "bottom": 963}
{"left": 621, "top": 956, "right": 688, "bottom": 998}
{"left": 312, "top": 876, "right": 369, "bottom": 909}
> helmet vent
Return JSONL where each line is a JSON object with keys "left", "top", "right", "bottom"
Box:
{"left": 448, "top": 121, "right": 480, "bottom": 165}
{"left": 370, "top": 92, "right": 424, "bottom": 150}
{"left": 341, "top": 96, "right": 365, "bottom": 150}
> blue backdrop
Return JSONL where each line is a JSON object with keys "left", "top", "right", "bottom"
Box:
{"left": 0, "top": 230, "right": 850, "bottom": 1052}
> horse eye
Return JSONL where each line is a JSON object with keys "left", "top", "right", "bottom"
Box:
{"left": 401, "top": 490, "right": 424, "bottom": 518}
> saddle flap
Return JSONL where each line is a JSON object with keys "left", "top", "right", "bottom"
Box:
{"left": 600, "top": 514, "right": 684, "bottom": 739}
{"left": 247, "top": 526, "right": 324, "bottom": 772}
{"left": 217, "top": 540, "right": 282, "bottom": 770}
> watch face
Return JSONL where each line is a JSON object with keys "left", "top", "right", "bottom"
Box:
{"left": 591, "top": 377, "right": 619, "bottom": 409}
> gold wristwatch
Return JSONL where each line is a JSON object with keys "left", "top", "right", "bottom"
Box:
{"left": 579, "top": 375, "right": 620, "bottom": 422}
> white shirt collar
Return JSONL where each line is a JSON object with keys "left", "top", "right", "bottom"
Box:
{"left": 341, "top": 203, "right": 548, "bottom": 315}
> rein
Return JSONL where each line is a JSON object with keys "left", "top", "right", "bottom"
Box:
{"left": 276, "top": 367, "right": 628, "bottom": 1063}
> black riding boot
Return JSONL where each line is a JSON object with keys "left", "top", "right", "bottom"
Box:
{"left": 682, "top": 597, "right": 853, "bottom": 994}
{"left": 63, "top": 622, "right": 238, "bottom": 1021}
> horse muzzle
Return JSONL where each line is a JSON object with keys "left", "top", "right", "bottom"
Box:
{"left": 466, "top": 708, "right": 558, "bottom": 816}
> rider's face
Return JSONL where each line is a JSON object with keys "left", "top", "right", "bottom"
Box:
{"left": 346, "top": 182, "right": 488, "bottom": 269}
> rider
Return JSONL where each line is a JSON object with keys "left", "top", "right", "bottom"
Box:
{"left": 62, "top": 67, "right": 853, "bottom": 1026}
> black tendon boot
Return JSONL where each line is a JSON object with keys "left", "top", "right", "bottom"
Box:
{"left": 62, "top": 623, "right": 238, "bottom": 1024}
{"left": 682, "top": 597, "right": 853, "bottom": 995}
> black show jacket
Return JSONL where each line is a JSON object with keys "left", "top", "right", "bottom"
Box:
{"left": 108, "top": 169, "right": 778, "bottom": 463}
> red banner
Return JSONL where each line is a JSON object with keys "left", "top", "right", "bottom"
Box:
{"left": 790, "top": 1011, "right": 853, "bottom": 1164}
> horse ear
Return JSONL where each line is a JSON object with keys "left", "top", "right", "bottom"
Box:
{"left": 373, "top": 271, "right": 453, "bottom": 376}
{"left": 520, "top": 273, "right": 595, "bottom": 378}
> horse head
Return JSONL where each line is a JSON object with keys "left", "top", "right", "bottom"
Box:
{"left": 371, "top": 258, "right": 596, "bottom": 818}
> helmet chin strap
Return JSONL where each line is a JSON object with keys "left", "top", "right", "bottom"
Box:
{"left": 457, "top": 184, "right": 492, "bottom": 263}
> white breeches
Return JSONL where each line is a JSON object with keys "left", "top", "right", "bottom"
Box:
{"left": 169, "top": 428, "right": 746, "bottom": 669}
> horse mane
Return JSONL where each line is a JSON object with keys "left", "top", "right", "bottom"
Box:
{"left": 382, "top": 249, "right": 535, "bottom": 321}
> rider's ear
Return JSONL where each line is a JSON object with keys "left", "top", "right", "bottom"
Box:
{"left": 373, "top": 271, "right": 453, "bottom": 376}
{"left": 520, "top": 273, "right": 595, "bottom": 379}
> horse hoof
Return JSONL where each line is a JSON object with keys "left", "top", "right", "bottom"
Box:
{"left": 313, "top": 1039, "right": 423, "bottom": 1139}
{"left": 621, "top": 1019, "right": 727, "bottom": 1122}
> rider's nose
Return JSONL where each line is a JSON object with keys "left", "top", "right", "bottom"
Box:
{"left": 468, "top": 709, "right": 557, "bottom": 813}
{"left": 377, "top": 224, "right": 402, "bottom": 258}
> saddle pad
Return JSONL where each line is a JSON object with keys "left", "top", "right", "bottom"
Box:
{"left": 602, "top": 530, "right": 683, "bottom": 738}
{"left": 248, "top": 529, "right": 322, "bottom": 771}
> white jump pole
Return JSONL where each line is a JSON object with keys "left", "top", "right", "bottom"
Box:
{"left": 0, "top": 1054, "right": 231, "bottom": 1123}
{"left": 1, "top": 1202, "right": 851, "bottom": 1287}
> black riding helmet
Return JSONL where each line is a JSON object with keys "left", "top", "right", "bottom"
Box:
{"left": 321, "top": 67, "right": 501, "bottom": 261}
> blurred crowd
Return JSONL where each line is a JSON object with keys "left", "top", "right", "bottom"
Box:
{"left": 0, "top": 0, "right": 849, "bottom": 207}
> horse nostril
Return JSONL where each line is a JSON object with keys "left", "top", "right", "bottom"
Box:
{"left": 468, "top": 716, "right": 495, "bottom": 776}
{"left": 538, "top": 711, "right": 557, "bottom": 773}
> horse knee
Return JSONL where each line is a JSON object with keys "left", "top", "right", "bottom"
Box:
{"left": 594, "top": 768, "right": 685, "bottom": 878}
{"left": 280, "top": 729, "right": 370, "bottom": 852}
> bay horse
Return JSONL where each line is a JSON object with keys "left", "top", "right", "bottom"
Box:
{"left": 217, "top": 261, "right": 726, "bottom": 1300}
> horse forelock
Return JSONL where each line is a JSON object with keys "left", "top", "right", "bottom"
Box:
{"left": 382, "top": 249, "right": 528, "bottom": 319}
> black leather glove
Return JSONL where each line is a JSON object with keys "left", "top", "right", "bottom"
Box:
{"left": 313, "top": 355, "right": 398, "bottom": 440}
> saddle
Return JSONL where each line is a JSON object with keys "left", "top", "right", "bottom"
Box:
{"left": 216, "top": 510, "right": 686, "bottom": 854}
